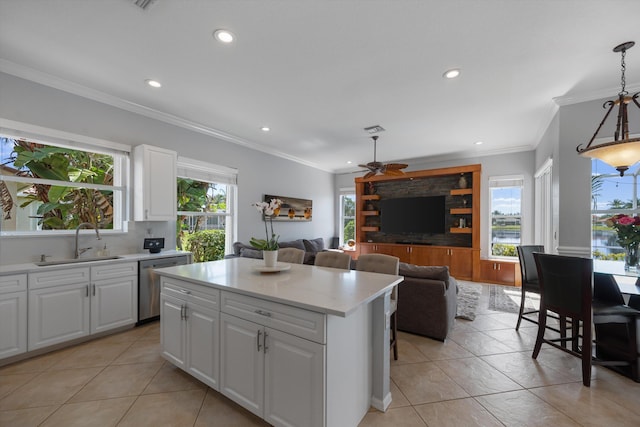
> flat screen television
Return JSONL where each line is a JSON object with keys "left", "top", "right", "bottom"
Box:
{"left": 380, "top": 196, "right": 446, "bottom": 234}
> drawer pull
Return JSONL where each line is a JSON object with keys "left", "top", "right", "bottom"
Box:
{"left": 254, "top": 309, "right": 272, "bottom": 317}
{"left": 179, "top": 289, "right": 191, "bottom": 295}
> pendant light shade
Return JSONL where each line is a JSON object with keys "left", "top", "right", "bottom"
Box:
{"left": 577, "top": 41, "right": 640, "bottom": 176}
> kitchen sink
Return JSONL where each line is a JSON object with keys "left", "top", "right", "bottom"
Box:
{"left": 35, "top": 256, "right": 122, "bottom": 266}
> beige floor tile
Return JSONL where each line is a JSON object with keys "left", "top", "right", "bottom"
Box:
{"left": 138, "top": 322, "right": 160, "bottom": 341}
{"left": 481, "top": 352, "right": 578, "bottom": 388}
{"left": 111, "top": 340, "right": 163, "bottom": 365}
{"left": 435, "top": 357, "right": 522, "bottom": 396}
{"left": 358, "top": 406, "right": 427, "bottom": 426}
{"left": 402, "top": 332, "right": 474, "bottom": 360}
{"left": 530, "top": 382, "right": 640, "bottom": 427}
{"left": 142, "top": 363, "right": 207, "bottom": 395}
{"left": 94, "top": 325, "right": 152, "bottom": 344}
{"left": 118, "top": 389, "right": 206, "bottom": 427}
{"left": 194, "top": 389, "right": 270, "bottom": 426}
{"left": 49, "top": 341, "right": 132, "bottom": 370}
{"left": 451, "top": 318, "right": 478, "bottom": 332}
{"left": 0, "top": 372, "right": 38, "bottom": 400}
{"left": 40, "top": 396, "right": 135, "bottom": 427}
{"left": 388, "top": 379, "right": 411, "bottom": 409}
{"left": 589, "top": 370, "right": 640, "bottom": 416}
{"left": 69, "top": 362, "right": 162, "bottom": 402}
{"left": 448, "top": 330, "right": 515, "bottom": 356}
{"left": 482, "top": 327, "right": 537, "bottom": 352}
{"left": 0, "top": 368, "right": 102, "bottom": 410}
{"left": 391, "top": 338, "right": 430, "bottom": 366}
{"left": 469, "top": 313, "right": 515, "bottom": 331}
{"left": 413, "top": 397, "right": 503, "bottom": 427}
{"left": 391, "top": 362, "right": 468, "bottom": 405}
{"left": 475, "top": 389, "right": 580, "bottom": 426}
{"left": 0, "top": 405, "right": 59, "bottom": 427}
{"left": 0, "top": 346, "right": 75, "bottom": 375}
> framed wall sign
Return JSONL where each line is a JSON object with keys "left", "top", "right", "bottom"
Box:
{"left": 264, "top": 194, "right": 312, "bottom": 221}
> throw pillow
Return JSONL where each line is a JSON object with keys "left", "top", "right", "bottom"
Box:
{"left": 399, "top": 263, "right": 449, "bottom": 281}
{"left": 278, "top": 239, "right": 306, "bottom": 251}
{"left": 239, "top": 248, "right": 263, "bottom": 259}
{"left": 303, "top": 238, "right": 325, "bottom": 253}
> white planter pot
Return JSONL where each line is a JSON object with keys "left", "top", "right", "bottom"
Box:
{"left": 263, "top": 250, "right": 278, "bottom": 268}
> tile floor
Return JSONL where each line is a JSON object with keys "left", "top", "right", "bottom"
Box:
{"left": 1, "top": 284, "right": 639, "bottom": 426}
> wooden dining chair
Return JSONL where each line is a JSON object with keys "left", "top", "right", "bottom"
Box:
{"left": 533, "top": 254, "right": 640, "bottom": 386}
{"left": 277, "top": 248, "right": 305, "bottom": 264}
{"left": 356, "top": 254, "right": 400, "bottom": 360}
{"left": 314, "top": 251, "right": 352, "bottom": 270}
{"left": 592, "top": 272, "right": 640, "bottom": 382}
{"left": 516, "top": 245, "right": 545, "bottom": 330}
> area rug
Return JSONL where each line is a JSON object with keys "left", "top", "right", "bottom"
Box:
{"left": 456, "top": 281, "right": 482, "bottom": 321}
{"left": 489, "top": 286, "right": 538, "bottom": 313}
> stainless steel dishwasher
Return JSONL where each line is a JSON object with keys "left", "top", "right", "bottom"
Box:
{"left": 138, "top": 255, "right": 189, "bottom": 324}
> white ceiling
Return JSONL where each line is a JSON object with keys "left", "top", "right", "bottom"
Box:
{"left": 1, "top": 0, "right": 639, "bottom": 173}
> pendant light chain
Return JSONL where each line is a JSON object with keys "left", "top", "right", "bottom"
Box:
{"left": 620, "top": 47, "right": 628, "bottom": 95}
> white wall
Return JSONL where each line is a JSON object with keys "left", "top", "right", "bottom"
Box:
{"left": 0, "top": 73, "right": 335, "bottom": 265}
{"left": 335, "top": 150, "right": 535, "bottom": 259}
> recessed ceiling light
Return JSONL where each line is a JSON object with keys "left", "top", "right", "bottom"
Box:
{"left": 261, "top": 126, "right": 270, "bottom": 132}
{"left": 213, "top": 29, "right": 235, "bottom": 43}
{"left": 443, "top": 68, "right": 461, "bottom": 79}
{"left": 145, "top": 79, "right": 162, "bottom": 88}
{"left": 346, "top": 161, "right": 353, "bottom": 164}
{"left": 475, "top": 141, "right": 483, "bottom": 145}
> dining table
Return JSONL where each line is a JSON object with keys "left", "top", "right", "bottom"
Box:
{"left": 593, "top": 259, "right": 640, "bottom": 302}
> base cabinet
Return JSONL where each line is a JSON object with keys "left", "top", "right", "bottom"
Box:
{"left": 28, "top": 263, "right": 137, "bottom": 351}
{"left": 0, "top": 274, "right": 28, "bottom": 358}
{"left": 479, "top": 260, "right": 519, "bottom": 286}
{"left": 161, "top": 277, "right": 220, "bottom": 390}
{"left": 220, "top": 312, "right": 325, "bottom": 427}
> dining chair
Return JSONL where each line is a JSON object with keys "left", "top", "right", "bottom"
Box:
{"left": 515, "top": 245, "right": 545, "bottom": 330}
{"left": 314, "top": 251, "right": 352, "bottom": 270}
{"left": 277, "top": 247, "right": 305, "bottom": 264}
{"left": 533, "top": 253, "right": 640, "bottom": 386}
{"left": 592, "top": 272, "right": 640, "bottom": 382}
{"left": 356, "top": 254, "right": 400, "bottom": 360}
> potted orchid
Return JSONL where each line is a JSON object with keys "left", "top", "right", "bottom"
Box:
{"left": 251, "top": 198, "right": 283, "bottom": 267}
{"left": 604, "top": 213, "right": 640, "bottom": 270}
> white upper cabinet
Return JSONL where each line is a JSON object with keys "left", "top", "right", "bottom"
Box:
{"left": 133, "top": 144, "right": 177, "bottom": 221}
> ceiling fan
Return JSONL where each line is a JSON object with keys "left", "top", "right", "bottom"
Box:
{"left": 358, "top": 135, "right": 408, "bottom": 179}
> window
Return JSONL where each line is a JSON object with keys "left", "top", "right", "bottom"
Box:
{"left": 339, "top": 190, "right": 355, "bottom": 246}
{"left": 488, "top": 175, "right": 523, "bottom": 257}
{"left": 176, "top": 157, "right": 237, "bottom": 262}
{"left": 1, "top": 134, "right": 127, "bottom": 234}
{"left": 591, "top": 159, "right": 640, "bottom": 261}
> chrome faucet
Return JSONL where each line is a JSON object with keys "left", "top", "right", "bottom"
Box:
{"left": 74, "top": 222, "right": 101, "bottom": 259}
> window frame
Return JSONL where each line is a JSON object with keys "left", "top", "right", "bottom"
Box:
{"left": 0, "top": 119, "right": 130, "bottom": 236}
{"left": 487, "top": 175, "right": 523, "bottom": 259}
{"left": 338, "top": 188, "right": 356, "bottom": 246}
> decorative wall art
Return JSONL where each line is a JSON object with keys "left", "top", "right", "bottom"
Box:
{"left": 264, "top": 194, "right": 312, "bottom": 221}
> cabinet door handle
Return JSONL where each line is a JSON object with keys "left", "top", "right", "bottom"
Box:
{"left": 92, "top": 284, "right": 96, "bottom": 296}
{"left": 254, "top": 309, "right": 272, "bottom": 317}
{"left": 263, "top": 331, "right": 269, "bottom": 353}
{"left": 257, "top": 330, "right": 263, "bottom": 352}
{"left": 86, "top": 285, "right": 89, "bottom": 297}
{"left": 497, "top": 264, "right": 501, "bottom": 271}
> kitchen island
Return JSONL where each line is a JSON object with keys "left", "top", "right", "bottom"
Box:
{"left": 156, "top": 257, "right": 403, "bottom": 427}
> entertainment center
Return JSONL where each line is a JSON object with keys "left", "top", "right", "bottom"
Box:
{"left": 355, "top": 164, "right": 519, "bottom": 285}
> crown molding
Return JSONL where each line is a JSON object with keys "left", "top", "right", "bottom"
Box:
{"left": 553, "top": 83, "right": 640, "bottom": 106}
{"left": 0, "top": 59, "right": 331, "bottom": 172}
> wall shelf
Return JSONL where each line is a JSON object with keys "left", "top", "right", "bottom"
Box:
{"left": 361, "top": 226, "right": 380, "bottom": 232}
{"left": 450, "top": 227, "right": 472, "bottom": 234}
{"left": 450, "top": 188, "right": 472, "bottom": 196}
{"left": 361, "top": 211, "right": 379, "bottom": 216}
{"left": 450, "top": 208, "right": 472, "bottom": 214}
{"left": 361, "top": 195, "right": 381, "bottom": 200}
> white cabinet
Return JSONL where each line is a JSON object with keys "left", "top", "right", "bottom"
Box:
{"left": 0, "top": 274, "right": 27, "bottom": 358}
{"left": 28, "top": 262, "right": 138, "bottom": 351}
{"left": 133, "top": 144, "right": 177, "bottom": 221}
{"left": 161, "top": 277, "right": 220, "bottom": 390}
{"left": 28, "top": 268, "right": 91, "bottom": 350}
{"left": 220, "top": 292, "right": 325, "bottom": 427}
{"left": 91, "top": 262, "right": 138, "bottom": 334}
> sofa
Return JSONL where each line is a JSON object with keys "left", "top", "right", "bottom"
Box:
{"left": 227, "top": 237, "right": 327, "bottom": 265}
{"left": 396, "top": 263, "right": 458, "bottom": 341}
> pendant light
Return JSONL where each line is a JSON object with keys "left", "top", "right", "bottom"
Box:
{"left": 576, "top": 41, "right": 640, "bottom": 176}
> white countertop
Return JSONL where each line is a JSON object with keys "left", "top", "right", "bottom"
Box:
{"left": 156, "top": 257, "right": 403, "bottom": 317}
{"left": 0, "top": 250, "right": 191, "bottom": 275}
